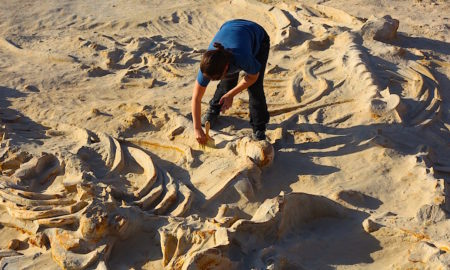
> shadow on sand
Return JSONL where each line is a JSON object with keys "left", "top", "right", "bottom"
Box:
{"left": 0, "top": 86, "right": 49, "bottom": 145}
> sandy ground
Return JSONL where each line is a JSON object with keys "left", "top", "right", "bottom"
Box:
{"left": 0, "top": 0, "right": 449, "bottom": 269}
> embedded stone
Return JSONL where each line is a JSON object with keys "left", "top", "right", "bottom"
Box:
{"left": 408, "top": 241, "right": 440, "bottom": 263}
{"left": 416, "top": 204, "right": 447, "bottom": 224}
{"left": 361, "top": 15, "right": 399, "bottom": 42}
{"left": 362, "top": 218, "right": 381, "bottom": 233}
{"left": 7, "top": 239, "right": 20, "bottom": 250}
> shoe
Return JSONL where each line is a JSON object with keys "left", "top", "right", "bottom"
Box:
{"left": 201, "top": 109, "right": 219, "bottom": 127}
{"left": 252, "top": 130, "right": 266, "bottom": 141}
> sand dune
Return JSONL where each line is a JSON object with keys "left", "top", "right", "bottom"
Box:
{"left": 0, "top": 0, "right": 449, "bottom": 269}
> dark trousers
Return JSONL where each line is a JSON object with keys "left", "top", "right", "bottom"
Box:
{"left": 208, "top": 33, "right": 270, "bottom": 132}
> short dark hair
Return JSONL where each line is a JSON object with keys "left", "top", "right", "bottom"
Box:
{"left": 200, "top": 42, "right": 232, "bottom": 80}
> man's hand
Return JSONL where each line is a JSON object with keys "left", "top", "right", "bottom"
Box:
{"left": 219, "top": 94, "right": 233, "bottom": 112}
{"left": 217, "top": 73, "right": 258, "bottom": 113}
{"left": 195, "top": 127, "right": 207, "bottom": 144}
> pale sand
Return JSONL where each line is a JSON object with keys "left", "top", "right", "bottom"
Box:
{"left": 0, "top": 0, "right": 449, "bottom": 269}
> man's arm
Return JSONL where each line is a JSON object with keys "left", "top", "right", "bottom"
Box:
{"left": 219, "top": 72, "right": 259, "bottom": 111}
{"left": 192, "top": 80, "right": 207, "bottom": 144}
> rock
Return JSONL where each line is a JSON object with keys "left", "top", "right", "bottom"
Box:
{"left": 7, "top": 239, "right": 20, "bottom": 250}
{"left": 144, "top": 78, "right": 156, "bottom": 88}
{"left": 28, "top": 232, "right": 49, "bottom": 249}
{"left": 167, "top": 126, "right": 184, "bottom": 140}
{"left": 239, "top": 138, "right": 275, "bottom": 168}
{"left": 79, "top": 210, "right": 109, "bottom": 240}
{"left": 370, "top": 93, "right": 400, "bottom": 116}
{"left": 234, "top": 176, "right": 255, "bottom": 200}
{"left": 0, "top": 150, "right": 31, "bottom": 172}
{"left": 271, "top": 127, "right": 285, "bottom": 145}
{"left": 361, "top": 15, "right": 399, "bottom": 42}
{"left": 438, "top": 253, "right": 450, "bottom": 268}
{"left": 13, "top": 152, "right": 61, "bottom": 185}
{"left": 159, "top": 219, "right": 232, "bottom": 269}
{"left": 408, "top": 241, "right": 440, "bottom": 264}
{"left": 266, "top": 65, "right": 286, "bottom": 74}
{"left": 362, "top": 218, "right": 381, "bottom": 233}
{"left": 91, "top": 108, "right": 100, "bottom": 115}
{"left": 214, "top": 204, "right": 247, "bottom": 226}
{"left": 23, "top": 84, "right": 39, "bottom": 92}
{"left": 102, "top": 48, "right": 124, "bottom": 68}
{"left": 416, "top": 204, "right": 447, "bottom": 224}
{"left": 87, "top": 66, "right": 111, "bottom": 77}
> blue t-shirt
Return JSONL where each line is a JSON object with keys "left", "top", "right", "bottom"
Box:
{"left": 196, "top": 19, "right": 266, "bottom": 87}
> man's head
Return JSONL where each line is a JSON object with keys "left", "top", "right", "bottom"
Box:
{"left": 200, "top": 42, "right": 231, "bottom": 80}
